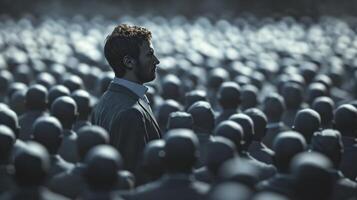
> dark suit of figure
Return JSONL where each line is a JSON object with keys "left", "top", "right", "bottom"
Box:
{"left": 262, "top": 93, "right": 290, "bottom": 149}
{"left": 311, "top": 129, "right": 357, "bottom": 200}
{"left": 245, "top": 108, "right": 274, "bottom": 164}
{"left": 19, "top": 84, "right": 49, "bottom": 141}
{"left": 1, "top": 142, "right": 69, "bottom": 200}
{"left": 92, "top": 25, "right": 161, "bottom": 177}
{"left": 334, "top": 104, "right": 357, "bottom": 180}
{"left": 49, "top": 125, "right": 110, "bottom": 199}
{"left": 215, "top": 82, "right": 240, "bottom": 125}
{"left": 126, "top": 129, "right": 209, "bottom": 200}
{"left": 258, "top": 131, "right": 307, "bottom": 198}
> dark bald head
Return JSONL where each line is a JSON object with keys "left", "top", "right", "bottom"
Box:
{"left": 282, "top": 82, "right": 303, "bottom": 110}
{"left": 71, "top": 89, "right": 92, "bottom": 120}
{"left": 334, "top": 104, "right": 357, "bottom": 137}
{"left": 7, "top": 82, "right": 27, "bottom": 99}
{"left": 161, "top": 74, "right": 182, "bottom": 102}
{"left": 142, "top": 140, "right": 165, "bottom": 179}
{"left": 217, "top": 82, "right": 241, "bottom": 110}
{"left": 291, "top": 152, "right": 334, "bottom": 200}
{"left": 32, "top": 116, "right": 63, "bottom": 155}
{"left": 50, "top": 96, "right": 78, "bottom": 129}
{"left": 167, "top": 111, "right": 193, "bottom": 130}
{"left": 14, "top": 142, "right": 50, "bottom": 187}
{"left": 0, "top": 70, "right": 13, "bottom": 94}
{"left": 25, "top": 84, "right": 48, "bottom": 111}
{"left": 306, "top": 82, "right": 327, "bottom": 105}
{"left": 48, "top": 85, "right": 70, "bottom": 108}
{"left": 9, "top": 89, "right": 26, "bottom": 116}
{"left": 185, "top": 90, "right": 207, "bottom": 111}
{"left": 76, "top": 125, "right": 110, "bottom": 161}
{"left": 188, "top": 101, "right": 215, "bottom": 134}
{"left": 36, "top": 72, "right": 56, "bottom": 89}
{"left": 157, "top": 100, "right": 182, "bottom": 132}
{"left": 300, "top": 63, "right": 318, "bottom": 85}
{"left": 263, "top": 93, "right": 285, "bottom": 123}
{"left": 312, "top": 97, "right": 334, "bottom": 129}
{"left": 163, "top": 129, "right": 199, "bottom": 173}
{"left": 0, "top": 107, "right": 20, "bottom": 138}
{"left": 0, "top": 125, "right": 16, "bottom": 164}
{"left": 311, "top": 129, "right": 343, "bottom": 169}
{"left": 205, "top": 136, "right": 237, "bottom": 176}
{"left": 214, "top": 120, "right": 244, "bottom": 152}
{"left": 313, "top": 74, "right": 332, "bottom": 92}
{"left": 293, "top": 109, "right": 321, "bottom": 143}
{"left": 240, "top": 84, "right": 258, "bottom": 111}
{"left": 207, "top": 68, "right": 229, "bottom": 90}
{"left": 83, "top": 145, "right": 123, "bottom": 190}
{"left": 244, "top": 108, "right": 267, "bottom": 141}
{"left": 62, "top": 75, "right": 84, "bottom": 93}
{"left": 272, "top": 131, "right": 307, "bottom": 173}
{"left": 229, "top": 113, "right": 254, "bottom": 150}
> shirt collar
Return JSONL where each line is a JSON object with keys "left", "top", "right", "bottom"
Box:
{"left": 112, "top": 77, "right": 148, "bottom": 99}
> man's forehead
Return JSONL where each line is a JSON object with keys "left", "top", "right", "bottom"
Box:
{"left": 141, "top": 40, "right": 154, "bottom": 51}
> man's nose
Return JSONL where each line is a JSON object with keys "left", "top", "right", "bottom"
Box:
{"left": 154, "top": 56, "right": 160, "bottom": 65}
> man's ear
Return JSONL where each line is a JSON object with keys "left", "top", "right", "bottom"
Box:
{"left": 123, "top": 55, "right": 136, "bottom": 70}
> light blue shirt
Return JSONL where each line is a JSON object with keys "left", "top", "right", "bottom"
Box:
{"left": 112, "top": 77, "right": 150, "bottom": 104}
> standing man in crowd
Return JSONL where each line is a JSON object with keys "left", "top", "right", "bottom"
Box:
{"left": 92, "top": 24, "right": 161, "bottom": 178}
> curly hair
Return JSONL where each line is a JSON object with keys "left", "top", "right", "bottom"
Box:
{"left": 104, "top": 24, "right": 152, "bottom": 77}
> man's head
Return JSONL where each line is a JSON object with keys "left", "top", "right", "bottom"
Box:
{"left": 104, "top": 24, "right": 159, "bottom": 84}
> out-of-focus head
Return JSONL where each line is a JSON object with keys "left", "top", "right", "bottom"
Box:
{"left": 311, "top": 129, "right": 343, "bottom": 169}
{"left": 240, "top": 84, "right": 258, "bottom": 111}
{"left": 208, "top": 182, "right": 252, "bottom": 200}
{"left": 50, "top": 96, "right": 78, "bottom": 129}
{"left": 36, "top": 72, "right": 56, "bottom": 89}
{"left": 48, "top": 85, "right": 70, "bottom": 108}
{"left": 334, "top": 104, "right": 357, "bottom": 137}
{"left": 25, "top": 84, "right": 48, "bottom": 111}
{"left": 262, "top": 93, "right": 285, "bottom": 122}
{"left": 83, "top": 145, "right": 123, "bottom": 190}
{"left": 157, "top": 99, "right": 182, "bottom": 132}
{"left": 292, "top": 109, "right": 321, "bottom": 143}
{"left": 306, "top": 82, "right": 328, "bottom": 105}
{"left": 71, "top": 89, "right": 93, "bottom": 120}
{"left": 244, "top": 108, "right": 267, "bottom": 141}
{"left": 76, "top": 125, "right": 110, "bottom": 161}
{"left": 14, "top": 141, "right": 50, "bottom": 187}
{"left": 229, "top": 113, "right": 254, "bottom": 150}
{"left": 167, "top": 111, "right": 193, "bottom": 130}
{"left": 217, "top": 81, "right": 241, "bottom": 110}
{"left": 290, "top": 152, "right": 334, "bottom": 200}
{"left": 282, "top": 82, "right": 303, "bottom": 109}
{"left": 214, "top": 120, "right": 244, "bottom": 152}
{"left": 184, "top": 90, "right": 207, "bottom": 111}
{"left": 163, "top": 129, "right": 199, "bottom": 173}
{"left": 7, "top": 82, "right": 27, "bottom": 99}
{"left": 187, "top": 101, "right": 215, "bottom": 134}
{"left": 272, "top": 131, "right": 307, "bottom": 173}
{"left": 312, "top": 96, "right": 334, "bottom": 128}
{"left": 62, "top": 75, "right": 84, "bottom": 93}
{"left": 32, "top": 116, "right": 63, "bottom": 155}
{"left": 0, "top": 70, "right": 13, "bottom": 94}
{"left": 205, "top": 136, "right": 237, "bottom": 176}
{"left": 161, "top": 74, "right": 182, "bottom": 102}
{"left": 207, "top": 68, "right": 229, "bottom": 90}
{"left": 0, "top": 106, "right": 20, "bottom": 138}
{"left": 9, "top": 89, "right": 26, "bottom": 116}
{"left": 0, "top": 125, "right": 16, "bottom": 164}
{"left": 142, "top": 139, "right": 165, "bottom": 179}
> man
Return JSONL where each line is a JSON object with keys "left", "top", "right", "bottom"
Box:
{"left": 92, "top": 24, "right": 161, "bottom": 175}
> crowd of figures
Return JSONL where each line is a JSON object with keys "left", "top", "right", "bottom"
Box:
{"left": 0, "top": 14, "right": 357, "bottom": 200}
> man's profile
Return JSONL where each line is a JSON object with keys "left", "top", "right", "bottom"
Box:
{"left": 91, "top": 24, "right": 161, "bottom": 179}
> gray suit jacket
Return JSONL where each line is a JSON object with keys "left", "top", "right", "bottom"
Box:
{"left": 92, "top": 83, "right": 162, "bottom": 174}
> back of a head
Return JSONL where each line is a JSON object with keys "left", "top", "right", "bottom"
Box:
{"left": 184, "top": 90, "right": 207, "bottom": 110}
{"left": 48, "top": 85, "right": 70, "bottom": 108}
{"left": 77, "top": 125, "right": 110, "bottom": 161}
{"left": 167, "top": 111, "right": 193, "bottom": 130}
{"left": 312, "top": 96, "right": 334, "bottom": 128}
{"left": 50, "top": 96, "right": 78, "bottom": 129}
{"left": 263, "top": 93, "right": 285, "bottom": 122}
{"left": 217, "top": 81, "right": 241, "bottom": 110}
{"left": 25, "top": 84, "right": 48, "bottom": 111}
{"left": 229, "top": 113, "right": 254, "bottom": 149}
{"left": 334, "top": 104, "right": 357, "bottom": 137}
{"left": 311, "top": 129, "right": 343, "bottom": 169}
{"left": 306, "top": 82, "right": 328, "bottom": 105}
{"left": 292, "top": 109, "right": 321, "bottom": 143}
{"left": 71, "top": 89, "right": 92, "bottom": 119}
{"left": 240, "top": 84, "right": 258, "bottom": 111}
{"left": 187, "top": 101, "right": 215, "bottom": 133}
{"left": 83, "top": 145, "right": 123, "bottom": 190}
{"left": 142, "top": 139, "right": 165, "bottom": 178}
{"left": 209, "top": 182, "right": 252, "bottom": 200}
{"left": 0, "top": 106, "right": 20, "bottom": 138}
{"left": 9, "top": 89, "right": 26, "bottom": 116}
{"left": 0, "top": 70, "right": 13, "bottom": 94}
{"left": 36, "top": 72, "right": 56, "bottom": 89}
{"left": 214, "top": 120, "right": 244, "bottom": 152}
{"left": 282, "top": 82, "right": 303, "bottom": 109}
{"left": 207, "top": 68, "right": 229, "bottom": 90}
{"left": 272, "top": 131, "right": 307, "bottom": 173}
{"left": 205, "top": 136, "right": 237, "bottom": 176}
{"left": 14, "top": 141, "right": 50, "bottom": 187}
{"left": 161, "top": 74, "right": 182, "bottom": 102}
{"left": 291, "top": 152, "right": 334, "bottom": 200}
{"left": 157, "top": 99, "right": 182, "bottom": 132}
{"left": 0, "top": 125, "right": 16, "bottom": 164}
{"left": 62, "top": 75, "right": 84, "bottom": 93}
{"left": 32, "top": 116, "right": 63, "bottom": 155}
{"left": 244, "top": 108, "right": 267, "bottom": 141}
{"left": 163, "top": 129, "right": 199, "bottom": 173}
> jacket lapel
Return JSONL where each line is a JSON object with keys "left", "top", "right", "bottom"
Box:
{"left": 138, "top": 98, "right": 162, "bottom": 137}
